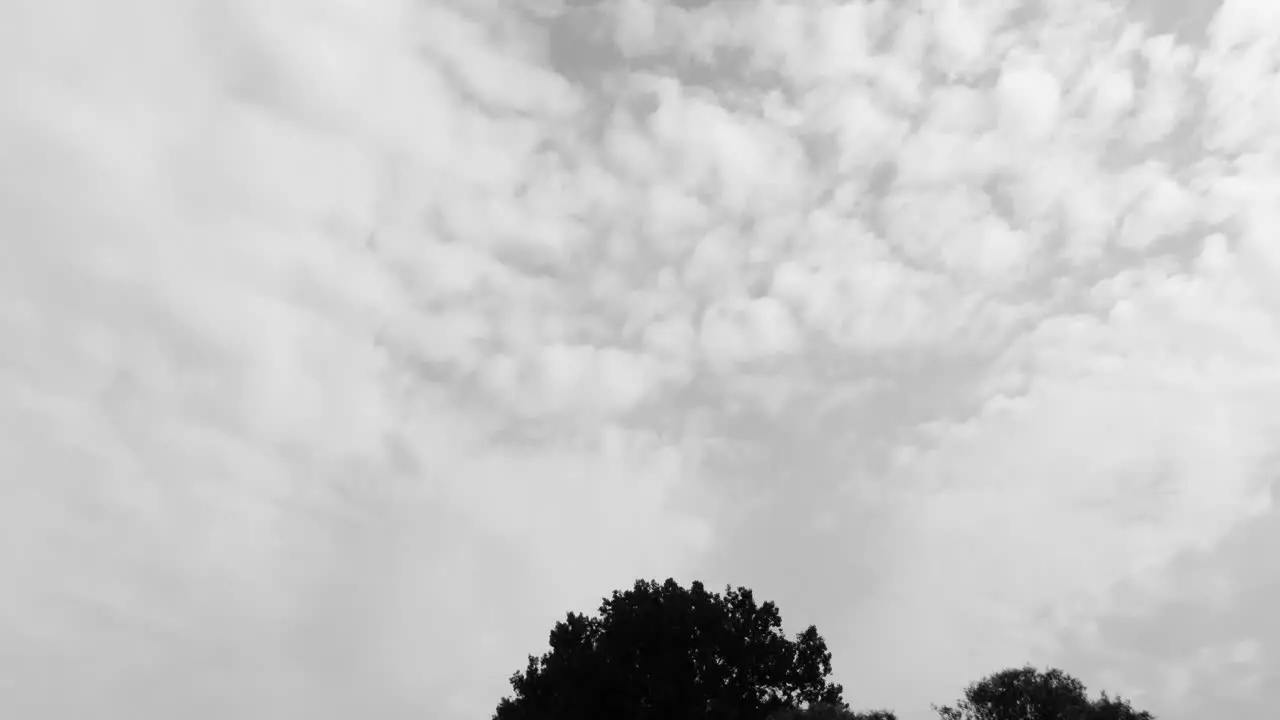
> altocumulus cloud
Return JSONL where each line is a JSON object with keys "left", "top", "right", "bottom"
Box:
{"left": 2, "top": 1, "right": 1280, "bottom": 720}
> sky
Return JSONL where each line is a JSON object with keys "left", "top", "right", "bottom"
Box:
{"left": 1, "top": 0, "right": 1278, "bottom": 718}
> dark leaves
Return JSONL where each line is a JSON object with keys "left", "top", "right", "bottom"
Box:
{"left": 492, "top": 578, "right": 848, "bottom": 720}
{"left": 931, "top": 665, "right": 1156, "bottom": 720}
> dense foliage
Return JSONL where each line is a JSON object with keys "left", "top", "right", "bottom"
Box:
{"left": 492, "top": 578, "right": 848, "bottom": 720}
{"left": 933, "top": 665, "right": 1155, "bottom": 720}
{"left": 492, "top": 579, "right": 1156, "bottom": 720}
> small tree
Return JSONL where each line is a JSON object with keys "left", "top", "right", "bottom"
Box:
{"left": 933, "top": 665, "right": 1154, "bottom": 720}
{"left": 492, "top": 578, "right": 848, "bottom": 720}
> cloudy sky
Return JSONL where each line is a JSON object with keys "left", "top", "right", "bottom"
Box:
{"left": 3, "top": 0, "right": 1279, "bottom": 718}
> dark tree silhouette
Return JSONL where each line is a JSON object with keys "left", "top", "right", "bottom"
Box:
{"left": 933, "top": 665, "right": 1155, "bottom": 720}
{"left": 492, "top": 578, "right": 849, "bottom": 720}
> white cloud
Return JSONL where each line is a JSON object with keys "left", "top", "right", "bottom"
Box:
{"left": 928, "top": 0, "right": 995, "bottom": 80}
{"left": 9, "top": 2, "right": 1280, "bottom": 720}
{"left": 802, "top": 83, "right": 913, "bottom": 175}
{"left": 1057, "top": 166, "right": 1128, "bottom": 263}
{"left": 641, "top": 311, "right": 699, "bottom": 377}
{"left": 480, "top": 342, "right": 663, "bottom": 418}
{"left": 1196, "top": 0, "right": 1280, "bottom": 156}
{"left": 851, "top": 231, "right": 1280, "bottom": 708}
{"left": 637, "top": 74, "right": 813, "bottom": 216}
{"left": 995, "top": 52, "right": 1064, "bottom": 144}
{"left": 1158, "top": 637, "right": 1265, "bottom": 705}
{"left": 1127, "top": 34, "right": 1195, "bottom": 146}
{"left": 1, "top": 2, "right": 711, "bottom": 718}
{"left": 613, "top": 0, "right": 663, "bottom": 58}
{"left": 682, "top": 225, "right": 747, "bottom": 297}
{"left": 1114, "top": 165, "right": 1198, "bottom": 250}
{"left": 699, "top": 296, "right": 804, "bottom": 367}
{"left": 770, "top": 254, "right": 943, "bottom": 353}
{"left": 1082, "top": 59, "right": 1138, "bottom": 128}
{"left": 808, "top": 1, "right": 883, "bottom": 82}
{"left": 881, "top": 186, "right": 1033, "bottom": 282}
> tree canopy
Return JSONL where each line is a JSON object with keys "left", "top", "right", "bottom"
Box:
{"left": 492, "top": 578, "right": 851, "bottom": 720}
{"left": 932, "top": 665, "right": 1155, "bottom": 720}
{"left": 492, "top": 579, "right": 1155, "bottom": 720}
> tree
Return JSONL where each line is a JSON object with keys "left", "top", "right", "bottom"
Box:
{"left": 933, "top": 665, "right": 1154, "bottom": 720}
{"left": 492, "top": 578, "right": 849, "bottom": 720}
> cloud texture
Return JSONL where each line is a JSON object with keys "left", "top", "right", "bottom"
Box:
{"left": 2, "top": 1, "right": 1279, "bottom": 719}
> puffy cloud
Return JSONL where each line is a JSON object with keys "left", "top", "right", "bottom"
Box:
{"left": 1157, "top": 638, "right": 1266, "bottom": 706}
{"left": 808, "top": 1, "right": 885, "bottom": 82}
{"left": 801, "top": 82, "right": 913, "bottom": 176}
{"left": 1082, "top": 59, "right": 1138, "bottom": 129}
{"left": 1114, "top": 164, "right": 1199, "bottom": 250}
{"left": 637, "top": 74, "right": 813, "bottom": 215}
{"left": 1196, "top": 0, "right": 1280, "bottom": 155}
{"left": 699, "top": 295, "right": 804, "bottom": 367}
{"left": 479, "top": 342, "right": 663, "bottom": 418}
{"left": 1127, "top": 34, "right": 1196, "bottom": 147}
{"left": 845, "top": 241, "right": 1280, "bottom": 710}
{"left": 10, "top": 2, "right": 1280, "bottom": 720}
{"left": 612, "top": 0, "right": 664, "bottom": 57}
{"left": 1, "top": 2, "right": 710, "bottom": 718}
{"left": 995, "top": 52, "right": 1064, "bottom": 144}
{"left": 928, "top": 0, "right": 997, "bottom": 79}
{"left": 881, "top": 186, "right": 1034, "bottom": 282}
{"left": 770, "top": 254, "right": 940, "bottom": 353}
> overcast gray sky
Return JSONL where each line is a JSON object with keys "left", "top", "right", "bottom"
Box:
{"left": 2, "top": 0, "right": 1278, "bottom": 719}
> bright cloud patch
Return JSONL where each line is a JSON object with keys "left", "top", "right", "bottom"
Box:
{"left": 4, "top": 1, "right": 1280, "bottom": 719}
